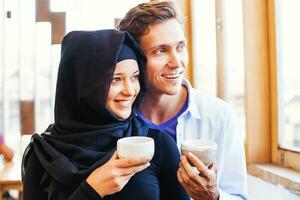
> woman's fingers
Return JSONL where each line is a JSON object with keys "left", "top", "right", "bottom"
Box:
{"left": 109, "top": 151, "right": 118, "bottom": 160}
{"left": 119, "top": 162, "right": 150, "bottom": 176}
{"left": 115, "top": 156, "right": 151, "bottom": 168}
{"left": 86, "top": 152, "right": 151, "bottom": 197}
{"left": 105, "top": 152, "right": 151, "bottom": 176}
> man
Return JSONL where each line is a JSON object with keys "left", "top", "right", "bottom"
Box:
{"left": 118, "top": 1, "right": 248, "bottom": 200}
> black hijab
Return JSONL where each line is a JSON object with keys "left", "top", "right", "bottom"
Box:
{"left": 22, "top": 29, "right": 147, "bottom": 199}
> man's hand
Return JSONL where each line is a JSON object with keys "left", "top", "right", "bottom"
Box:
{"left": 177, "top": 152, "right": 219, "bottom": 200}
{"left": 86, "top": 151, "right": 150, "bottom": 197}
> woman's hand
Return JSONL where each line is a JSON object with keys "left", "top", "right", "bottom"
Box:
{"left": 86, "top": 151, "right": 150, "bottom": 197}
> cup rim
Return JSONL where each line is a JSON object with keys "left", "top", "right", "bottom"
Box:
{"left": 181, "top": 139, "right": 217, "bottom": 150}
{"left": 117, "top": 136, "right": 154, "bottom": 145}
{"left": 117, "top": 136, "right": 155, "bottom": 159}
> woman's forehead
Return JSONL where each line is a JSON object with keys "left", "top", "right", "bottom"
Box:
{"left": 114, "top": 59, "right": 139, "bottom": 75}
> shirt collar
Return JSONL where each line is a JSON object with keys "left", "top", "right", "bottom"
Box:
{"left": 182, "top": 78, "right": 201, "bottom": 119}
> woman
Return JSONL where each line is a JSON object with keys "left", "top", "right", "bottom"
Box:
{"left": 22, "top": 30, "right": 189, "bottom": 200}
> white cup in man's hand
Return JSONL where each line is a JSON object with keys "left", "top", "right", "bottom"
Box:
{"left": 117, "top": 136, "right": 155, "bottom": 159}
{"left": 181, "top": 139, "right": 217, "bottom": 166}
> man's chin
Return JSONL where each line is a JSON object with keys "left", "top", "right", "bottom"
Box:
{"left": 161, "top": 85, "right": 183, "bottom": 96}
{"left": 147, "top": 83, "right": 183, "bottom": 96}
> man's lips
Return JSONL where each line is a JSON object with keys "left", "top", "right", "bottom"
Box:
{"left": 161, "top": 71, "right": 184, "bottom": 79}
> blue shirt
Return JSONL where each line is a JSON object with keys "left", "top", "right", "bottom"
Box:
{"left": 140, "top": 79, "right": 248, "bottom": 200}
{"left": 137, "top": 95, "right": 188, "bottom": 141}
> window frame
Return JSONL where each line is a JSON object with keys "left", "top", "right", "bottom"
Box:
{"left": 243, "top": 0, "right": 300, "bottom": 171}
{"left": 271, "top": 0, "right": 300, "bottom": 171}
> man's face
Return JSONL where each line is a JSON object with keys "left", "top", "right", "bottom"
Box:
{"left": 139, "top": 18, "right": 188, "bottom": 96}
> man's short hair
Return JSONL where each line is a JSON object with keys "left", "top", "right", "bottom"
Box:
{"left": 117, "top": 0, "right": 182, "bottom": 42}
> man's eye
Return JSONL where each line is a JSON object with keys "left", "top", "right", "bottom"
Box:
{"left": 111, "top": 77, "right": 121, "bottom": 83}
{"left": 154, "top": 48, "right": 167, "bottom": 55}
{"left": 177, "top": 42, "right": 186, "bottom": 52}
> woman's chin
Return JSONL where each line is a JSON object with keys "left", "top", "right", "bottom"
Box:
{"left": 115, "top": 110, "right": 132, "bottom": 120}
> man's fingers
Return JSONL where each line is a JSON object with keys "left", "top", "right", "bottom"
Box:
{"left": 177, "top": 169, "right": 193, "bottom": 189}
{"left": 177, "top": 170, "right": 188, "bottom": 187}
{"left": 116, "top": 156, "right": 150, "bottom": 168}
{"left": 212, "top": 163, "right": 217, "bottom": 174}
{"left": 180, "top": 156, "right": 202, "bottom": 184}
{"left": 178, "top": 168, "right": 201, "bottom": 189}
{"left": 186, "top": 152, "right": 210, "bottom": 179}
{"left": 207, "top": 163, "right": 214, "bottom": 169}
{"left": 178, "top": 162, "right": 189, "bottom": 183}
{"left": 178, "top": 167, "right": 190, "bottom": 184}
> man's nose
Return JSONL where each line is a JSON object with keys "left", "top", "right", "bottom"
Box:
{"left": 168, "top": 50, "right": 182, "bottom": 68}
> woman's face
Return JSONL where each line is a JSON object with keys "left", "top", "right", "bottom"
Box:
{"left": 106, "top": 59, "right": 140, "bottom": 119}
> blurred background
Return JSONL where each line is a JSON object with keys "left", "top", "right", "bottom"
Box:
{"left": 0, "top": 0, "right": 299, "bottom": 199}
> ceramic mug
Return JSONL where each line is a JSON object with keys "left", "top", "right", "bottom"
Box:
{"left": 117, "top": 136, "right": 155, "bottom": 159}
{"left": 181, "top": 139, "right": 217, "bottom": 166}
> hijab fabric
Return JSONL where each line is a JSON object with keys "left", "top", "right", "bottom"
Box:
{"left": 22, "top": 29, "right": 147, "bottom": 199}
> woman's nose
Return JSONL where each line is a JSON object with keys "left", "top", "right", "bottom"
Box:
{"left": 122, "top": 82, "right": 136, "bottom": 96}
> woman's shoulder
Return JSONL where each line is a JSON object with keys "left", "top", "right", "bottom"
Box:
{"left": 147, "top": 128, "right": 178, "bottom": 151}
{"left": 23, "top": 147, "right": 44, "bottom": 173}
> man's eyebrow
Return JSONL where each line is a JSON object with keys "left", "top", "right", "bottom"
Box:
{"left": 179, "top": 39, "right": 187, "bottom": 44}
{"left": 146, "top": 44, "right": 169, "bottom": 53}
{"left": 147, "top": 39, "right": 188, "bottom": 51}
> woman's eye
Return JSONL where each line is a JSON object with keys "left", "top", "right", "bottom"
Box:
{"left": 111, "top": 77, "right": 121, "bottom": 83}
{"left": 131, "top": 74, "right": 140, "bottom": 81}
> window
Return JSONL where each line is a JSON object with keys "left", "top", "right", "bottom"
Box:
{"left": 275, "top": 0, "right": 300, "bottom": 152}
{"left": 242, "top": 0, "right": 300, "bottom": 171}
{"left": 221, "top": 0, "right": 245, "bottom": 137}
{"left": 0, "top": 0, "right": 146, "bottom": 137}
{"left": 192, "top": 0, "right": 217, "bottom": 96}
{"left": 273, "top": 0, "right": 300, "bottom": 171}
{"left": 192, "top": 0, "right": 245, "bottom": 137}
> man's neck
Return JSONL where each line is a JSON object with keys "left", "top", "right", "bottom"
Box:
{"left": 140, "top": 86, "right": 188, "bottom": 125}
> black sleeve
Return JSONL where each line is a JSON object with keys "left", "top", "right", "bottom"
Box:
{"left": 68, "top": 181, "right": 103, "bottom": 200}
{"left": 23, "top": 153, "right": 103, "bottom": 200}
{"left": 23, "top": 153, "right": 48, "bottom": 200}
{"left": 149, "top": 130, "right": 190, "bottom": 200}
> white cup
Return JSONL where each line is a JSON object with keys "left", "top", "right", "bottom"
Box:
{"left": 181, "top": 139, "right": 217, "bottom": 166}
{"left": 117, "top": 136, "right": 155, "bottom": 159}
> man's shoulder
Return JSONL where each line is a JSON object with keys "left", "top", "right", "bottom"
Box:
{"left": 189, "top": 87, "right": 228, "bottom": 106}
{"left": 187, "top": 87, "right": 232, "bottom": 120}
